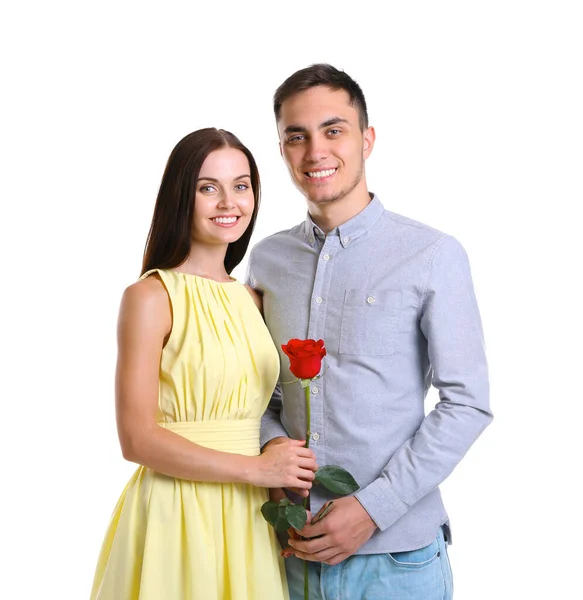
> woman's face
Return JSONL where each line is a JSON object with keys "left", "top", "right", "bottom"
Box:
{"left": 191, "top": 147, "right": 255, "bottom": 246}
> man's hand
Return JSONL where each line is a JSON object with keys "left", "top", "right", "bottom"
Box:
{"left": 285, "top": 496, "right": 377, "bottom": 565}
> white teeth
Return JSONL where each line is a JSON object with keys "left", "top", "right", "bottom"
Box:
{"left": 212, "top": 217, "right": 238, "bottom": 224}
{"left": 307, "top": 168, "right": 336, "bottom": 178}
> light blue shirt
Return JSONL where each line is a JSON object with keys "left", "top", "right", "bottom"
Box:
{"left": 246, "top": 195, "right": 492, "bottom": 553}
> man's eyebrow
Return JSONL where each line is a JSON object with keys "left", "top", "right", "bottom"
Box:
{"left": 196, "top": 174, "right": 251, "bottom": 183}
{"left": 283, "top": 125, "right": 307, "bottom": 134}
{"left": 320, "top": 117, "right": 350, "bottom": 128}
{"left": 283, "top": 117, "right": 350, "bottom": 135}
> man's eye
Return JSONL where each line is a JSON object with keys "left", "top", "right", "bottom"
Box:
{"left": 327, "top": 128, "right": 341, "bottom": 136}
{"left": 288, "top": 135, "right": 305, "bottom": 143}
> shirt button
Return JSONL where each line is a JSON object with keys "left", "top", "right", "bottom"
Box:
{"left": 311, "top": 386, "right": 319, "bottom": 394}
{"left": 312, "top": 432, "right": 320, "bottom": 441}
{"left": 367, "top": 296, "right": 376, "bottom": 304}
{"left": 323, "top": 254, "right": 330, "bottom": 261}
{"left": 342, "top": 237, "right": 350, "bottom": 245}
{"left": 309, "top": 236, "right": 315, "bottom": 243}
{"left": 315, "top": 297, "right": 323, "bottom": 304}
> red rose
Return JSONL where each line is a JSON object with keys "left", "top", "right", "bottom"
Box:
{"left": 281, "top": 338, "right": 326, "bottom": 380}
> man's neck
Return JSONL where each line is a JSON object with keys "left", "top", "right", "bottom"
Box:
{"left": 308, "top": 191, "right": 372, "bottom": 234}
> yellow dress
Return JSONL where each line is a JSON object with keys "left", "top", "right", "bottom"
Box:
{"left": 91, "top": 269, "right": 288, "bottom": 600}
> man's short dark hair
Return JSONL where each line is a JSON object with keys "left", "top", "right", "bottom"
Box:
{"left": 273, "top": 63, "right": 369, "bottom": 130}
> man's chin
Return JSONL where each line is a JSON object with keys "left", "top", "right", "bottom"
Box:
{"left": 306, "top": 192, "right": 341, "bottom": 205}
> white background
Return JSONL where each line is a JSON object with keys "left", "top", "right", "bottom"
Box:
{"left": 2, "top": 1, "right": 582, "bottom": 598}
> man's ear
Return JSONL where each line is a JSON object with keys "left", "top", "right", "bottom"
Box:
{"left": 363, "top": 126, "right": 376, "bottom": 159}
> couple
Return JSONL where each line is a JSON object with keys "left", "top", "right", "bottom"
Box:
{"left": 91, "top": 64, "right": 492, "bottom": 600}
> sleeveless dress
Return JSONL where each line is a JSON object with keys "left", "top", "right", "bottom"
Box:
{"left": 90, "top": 269, "right": 288, "bottom": 600}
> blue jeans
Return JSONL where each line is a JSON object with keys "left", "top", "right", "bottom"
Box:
{"left": 285, "top": 527, "right": 453, "bottom": 600}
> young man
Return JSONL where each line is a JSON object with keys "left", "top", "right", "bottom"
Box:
{"left": 246, "top": 64, "right": 492, "bottom": 600}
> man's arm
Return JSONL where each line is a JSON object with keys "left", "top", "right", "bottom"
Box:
{"left": 354, "top": 234, "right": 493, "bottom": 531}
{"left": 260, "top": 383, "right": 290, "bottom": 446}
{"left": 245, "top": 249, "right": 290, "bottom": 446}
{"left": 288, "top": 235, "right": 492, "bottom": 563}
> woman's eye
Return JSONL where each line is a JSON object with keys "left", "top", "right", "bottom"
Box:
{"left": 235, "top": 184, "right": 249, "bottom": 191}
{"left": 200, "top": 185, "right": 216, "bottom": 193}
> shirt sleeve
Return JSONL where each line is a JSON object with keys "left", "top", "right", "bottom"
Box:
{"left": 259, "top": 383, "right": 290, "bottom": 447}
{"left": 354, "top": 235, "right": 493, "bottom": 531}
{"left": 245, "top": 248, "right": 290, "bottom": 447}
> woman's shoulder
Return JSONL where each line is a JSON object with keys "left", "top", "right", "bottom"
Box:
{"left": 117, "top": 274, "right": 172, "bottom": 345}
{"left": 120, "top": 274, "right": 170, "bottom": 320}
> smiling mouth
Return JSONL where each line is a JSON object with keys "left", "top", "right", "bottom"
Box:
{"left": 210, "top": 216, "right": 240, "bottom": 227}
{"left": 305, "top": 168, "right": 337, "bottom": 180}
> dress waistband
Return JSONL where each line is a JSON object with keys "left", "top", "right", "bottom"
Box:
{"left": 158, "top": 418, "right": 261, "bottom": 456}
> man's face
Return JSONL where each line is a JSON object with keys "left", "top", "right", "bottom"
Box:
{"left": 277, "top": 86, "right": 374, "bottom": 206}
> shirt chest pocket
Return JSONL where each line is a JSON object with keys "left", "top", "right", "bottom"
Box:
{"left": 339, "top": 289, "right": 402, "bottom": 356}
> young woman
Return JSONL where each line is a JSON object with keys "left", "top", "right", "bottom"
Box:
{"left": 91, "top": 128, "right": 316, "bottom": 600}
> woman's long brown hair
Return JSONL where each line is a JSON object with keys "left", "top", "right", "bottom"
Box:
{"left": 141, "top": 128, "right": 261, "bottom": 275}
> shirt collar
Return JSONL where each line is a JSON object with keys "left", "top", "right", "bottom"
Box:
{"left": 303, "top": 194, "right": 384, "bottom": 248}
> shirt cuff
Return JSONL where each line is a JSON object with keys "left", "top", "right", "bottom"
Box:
{"left": 354, "top": 477, "right": 409, "bottom": 532}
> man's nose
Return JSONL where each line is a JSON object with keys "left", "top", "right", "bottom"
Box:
{"left": 304, "top": 136, "right": 328, "bottom": 163}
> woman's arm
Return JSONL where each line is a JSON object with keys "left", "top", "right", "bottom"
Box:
{"left": 115, "top": 275, "right": 315, "bottom": 488}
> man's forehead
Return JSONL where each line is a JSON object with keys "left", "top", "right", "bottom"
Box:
{"left": 278, "top": 87, "right": 357, "bottom": 127}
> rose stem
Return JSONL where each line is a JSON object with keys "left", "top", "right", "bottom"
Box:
{"left": 303, "top": 383, "right": 311, "bottom": 600}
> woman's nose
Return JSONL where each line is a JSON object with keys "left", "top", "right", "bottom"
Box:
{"left": 217, "top": 191, "right": 235, "bottom": 209}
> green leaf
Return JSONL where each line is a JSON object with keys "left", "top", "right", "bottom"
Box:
{"left": 261, "top": 499, "right": 302, "bottom": 532}
{"left": 260, "top": 501, "right": 280, "bottom": 526}
{"left": 285, "top": 504, "right": 308, "bottom": 530}
{"left": 274, "top": 504, "right": 292, "bottom": 532}
{"left": 274, "top": 515, "right": 291, "bottom": 533}
{"left": 315, "top": 465, "right": 360, "bottom": 495}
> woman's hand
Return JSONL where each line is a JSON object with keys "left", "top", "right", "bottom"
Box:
{"left": 251, "top": 437, "right": 317, "bottom": 490}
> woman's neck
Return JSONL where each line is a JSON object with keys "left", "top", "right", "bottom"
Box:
{"left": 177, "top": 243, "right": 231, "bottom": 282}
